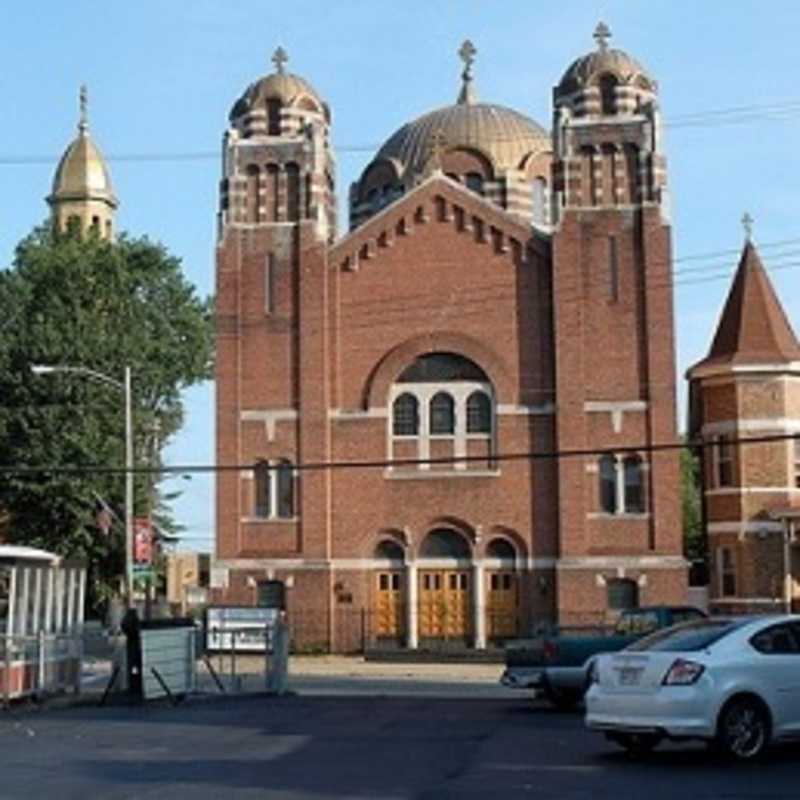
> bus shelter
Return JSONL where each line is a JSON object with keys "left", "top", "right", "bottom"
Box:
{"left": 0, "top": 545, "right": 86, "bottom": 702}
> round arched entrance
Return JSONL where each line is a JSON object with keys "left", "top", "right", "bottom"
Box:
{"left": 373, "top": 539, "right": 405, "bottom": 641}
{"left": 417, "top": 527, "right": 473, "bottom": 642}
{"left": 485, "top": 537, "right": 519, "bottom": 641}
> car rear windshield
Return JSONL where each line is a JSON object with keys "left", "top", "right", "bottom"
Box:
{"left": 626, "top": 620, "right": 741, "bottom": 652}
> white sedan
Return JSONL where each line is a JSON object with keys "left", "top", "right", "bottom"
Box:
{"left": 585, "top": 615, "right": 800, "bottom": 760}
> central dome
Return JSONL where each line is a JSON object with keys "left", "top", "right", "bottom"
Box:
{"left": 376, "top": 101, "right": 550, "bottom": 182}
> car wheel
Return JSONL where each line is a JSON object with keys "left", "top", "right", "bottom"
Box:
{"left": 716, "top": 697, "right": 771, "bottom": 761}
{"left": 610, "top": 732, "right": 662, "bottom": 756}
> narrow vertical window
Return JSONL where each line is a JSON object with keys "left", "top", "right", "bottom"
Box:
{"left": 267, "top": 98, "right": 282, "bottom": 135}
{"left": 531, "top": 177, "right": 548, "bottom": 226}
{"left": 254, "top": 461, "right": 271, "bottom": 518}
{"left": 599, "top": 73, "right": 618, "bottom": 115}
{"left": 266, "top": 164, "right": 279, "bottom": 222}
{"left": 245, "top": 164, "right": 259, "bottom": 224}
{"left": 623, "top": 455, "right": 644, "bottom": 513}
{"left": 794, "top": 438, "right": 800, "bottom": 489}
{"left": 466, "top": 391, "right": 491, "bottom": 434}
{"left": 608, "top": 236, "right": 619, "bottom": 302}
{"left": 265, "top": 254, "right": 275, "bottom": 314}
{"left": 392, "top": 393, "right": 419, "bottom": 436}
{"left": 719, "top": 547, "right": 736, "bottom": 597}
{"left": 276, "top": 460, "right": 294, "bottom": 518}
{"left": 715, "top": 436, "right": 733, "bottom": 487}
{"left": 465, "top": 172, "right": 484, "bottom": 195}
{"left": 599, "top": 454, "right": 617, "bottom": 513}
{"left": 286, "top": 163, "right": 300, "bottom": 221}
{"left": 429, "top": 392, "right": 455, "bottom": 435}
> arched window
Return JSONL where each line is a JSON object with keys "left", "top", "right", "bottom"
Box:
{"left": 392, "top": 393, "right": 419, "bottom": 436}
{"left": 466, "top": 391, "right": 491, "bottom": 434}
{"left": 398, "top": 353, "right": 488, "bottom": 383}
{"left": 374, "top": 540, "right": 404, "bottom": 561}
{"left": 531, "top": 177, "right": 548, "bottom": 226}
{"left": 465, "top": 172, "right": 484, "bottom": 195}
{"left": 607, "top": 578, "right": 638, "bottom": 611}
{"left": 266, "top": 164, "right": 279, "bottom": 222}
{"left": 429, "top": 392, "right": 455, "bottom": 435}
{"left": 599, "top": 74, "right": 618, "bottom": 116}
{"left": 624, "top": 455, "right": 645, "bottom": 513}
{"left": 276, "top": 460, "right": 294, "bottom": 518}
{"left": 286, "top": 163, "right": 300, "bottom": 221}
{"left": 599, "top": 454, "right": 617, "bottom": 514}
{"left": 254, "top": 461, "right": 272, "bottom": 518}
{"left": 267, "top": 98, "right": 282, "bottom": 135}
{"left": 487, "top": 538, "right": 515, "bottom": 561}
{"left": 420, "top": 528, "right": 471, "bottom": 558}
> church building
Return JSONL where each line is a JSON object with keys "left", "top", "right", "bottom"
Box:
{"left": 213, "top": 26, "right": 688, "bottom": 650}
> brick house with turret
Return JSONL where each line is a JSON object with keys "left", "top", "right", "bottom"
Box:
{"left": 213, "top": 26, "right": 688, "bottom": 651}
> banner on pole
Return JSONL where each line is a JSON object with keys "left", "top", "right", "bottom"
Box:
{"left": 133, "top": 517, "right": 154, "bottom": 565}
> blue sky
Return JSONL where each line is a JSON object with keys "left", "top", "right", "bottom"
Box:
{"left": 3, "top": 1, "right": 800, "bottom": 553}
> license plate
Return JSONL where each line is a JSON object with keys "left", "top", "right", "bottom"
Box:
{"left": 618, "top": 667, "right": 643, "bottom": 686}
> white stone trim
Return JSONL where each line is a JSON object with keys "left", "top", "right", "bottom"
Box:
{"left": 584, "top": 400, "right": 647, "bottom": 434}
{"left": 702, "top": 419, "right": 800, "bottom": 436}
{"left": 330, "top": 408, "right": 387, "bottom": 420}
{"left": 216, "top": 556, "right": 558, "bottom": 571}
{"left": 691, "top": 362, "right": 800, "bottom": 380}
{"left": 586, "top": 512, "right": 651, "bottom": 520}
{"left": 711, "top": 597, "right": 782, "bottom": 606}
{"left": 706, "top": 487, "right": 798, "bottom": 496}
{"left": 708, "top": 521, "right": 784, "bottom": 534}
{"left": 496, "top": 403, "right": 555, "bottom": 416}
{"left": 241, "top": 409, "right": 298, "bottom": 441}
{"left": 384, "top": 469, "right": 500, "bottom": 480}
{"left": 556, "top": 555, "right": 688, "bottom": 570}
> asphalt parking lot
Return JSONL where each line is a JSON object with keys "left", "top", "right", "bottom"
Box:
{"left": 3, "top": 672, "right": 800, "bottom": 800}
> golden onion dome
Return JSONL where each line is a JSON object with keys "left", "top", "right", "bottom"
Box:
{"left": 50, "top": 88, "right": 116, "bottom": 206}
{"left": 229, "top": 47, "right": 329, "bottom": 123}
{"left": 556, "top": 23, "right": 656, "bottom": 97}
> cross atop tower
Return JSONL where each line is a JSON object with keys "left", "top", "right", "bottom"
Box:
{"left": 272, "top": 46, "right": 288, "bottom": 75}
{"left": 457, "top": 39, "right": 477, "bottom": 105}
{"left": 742, "top": 212, "right": 754, "bottom": 242}
{"left": 79, "top": 84, "right": 88, "bottom": 133}
{"left": 593, "top": 21, "right": 612, "bottom": 51}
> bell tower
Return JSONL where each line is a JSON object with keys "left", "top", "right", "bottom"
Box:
{"left": 48, "top": 86, "right": 118, "bottom": 239}
{"left": 215, "top": 49, "right": 336, "bottom": 572}
{"left": 550, "top": 24, "right": 684, "bottom": 620}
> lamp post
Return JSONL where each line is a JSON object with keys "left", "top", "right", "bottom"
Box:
{"left": 32, "top": 364, "right": 134, "bottom": 607}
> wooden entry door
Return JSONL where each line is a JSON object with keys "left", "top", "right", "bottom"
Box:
{"left": 375, "top": 571, "right": 404, "bottom": 638}
{"left": 486, "top": 571, "right": 518, "bottom": 639}
{"left": 418, "top": 570, "right": 471, "bottom": 639}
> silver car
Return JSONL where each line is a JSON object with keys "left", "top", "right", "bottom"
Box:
{"left": 585, "top": 615, "right": 800, "bottom": 760}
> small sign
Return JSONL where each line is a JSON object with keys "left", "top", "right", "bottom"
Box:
{"left": 133, "top": 517, "right": 153, "bottom": 564}
{"left": 210, "top": 567, "right": 229, "bottom": 589}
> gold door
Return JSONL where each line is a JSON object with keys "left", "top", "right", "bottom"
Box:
{"left": 486, "top": 571, "right": 518, "bottom": 639}
{"left": 419, "top": 570, "right": 470, "bottom": 639}
{"left": 375, "top": 571, "right": 404, "bottom": 638}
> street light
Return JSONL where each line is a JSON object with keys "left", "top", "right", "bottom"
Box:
{"left": 32, "top": 364, "right": 134, "bottom": 607}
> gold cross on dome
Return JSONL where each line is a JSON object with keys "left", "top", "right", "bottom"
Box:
{"left": 79, "top": 84, "right": 88, "bottom": 132}
{"left": 742, "top": 212, "right": 754, "bottom": 241}
{"left": 594, "top": 21, "right": 612, "bottom": 51}
{"left": 458, "top": 39, "right": 476, "bottom": 70}
{"left": 272, "top": 46, "right": 288, "bottom": 75}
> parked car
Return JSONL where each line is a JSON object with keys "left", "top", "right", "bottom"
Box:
{"left": 585, "top": 614, "right": 800, "bottom": 760}
{"left": 500, "top": 606, "right": 706, "bottom": 709}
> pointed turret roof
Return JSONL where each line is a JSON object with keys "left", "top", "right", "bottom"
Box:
{"left": 690, "top": 240, "right": 800, "bottom": 373}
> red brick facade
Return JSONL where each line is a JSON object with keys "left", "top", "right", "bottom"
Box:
{"left": 214, "top": 38, "right": 688, "bottom": 651}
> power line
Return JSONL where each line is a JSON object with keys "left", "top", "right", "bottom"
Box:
{"left": 1, "top": 430, "right": 796, "bottom": 476}
{"left": 3, "top": 98, "right": 800, "bottom": 168}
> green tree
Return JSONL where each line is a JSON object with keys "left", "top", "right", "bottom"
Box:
{"left": 681, "top": 446, "right": 704, "bottom": 563}
{"left": 0, "top": 225, "right": 213, "bottom": 609}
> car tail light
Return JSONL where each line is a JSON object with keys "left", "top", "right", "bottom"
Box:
{"left": 662, "top": 658, "right": 705, "bottom": 686}
{"left": 543, "top": 640, "right": 559, "bottom": 662}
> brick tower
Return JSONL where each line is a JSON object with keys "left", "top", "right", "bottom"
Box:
{"left": 215, "top": 48, "right": 336, "bottom": 605}
{"left": 688, "top": 229, "right": 800, "bottom": 612}
{"left": 550, "top": 23, "right": 686, "bottom": 620}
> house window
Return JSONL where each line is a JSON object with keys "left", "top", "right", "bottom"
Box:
{"left": 253, "top": 459, "right": 295, "bottom": 519}
{"left": 466, "top": 391, "right": 491, "bottom": 434}
{"left": 623, "top": 455, "right": 644, "bottom": 513}
{"left": 599, "top": 454, "right": 617, "bottom": 513}
{"left": 392, "top": 393, "right": 419, "bottom": 436}
{"left": 719, "top": 547, "right": 736, "bottom": 597}
{"left": 465, "top": 172, "right": 484, "bottom": 195}
{"left": 715, "top": 436, "right": 733, "bottom": 487}
{"left": 429, "top": 392, "right": 455, "bottom": 435}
